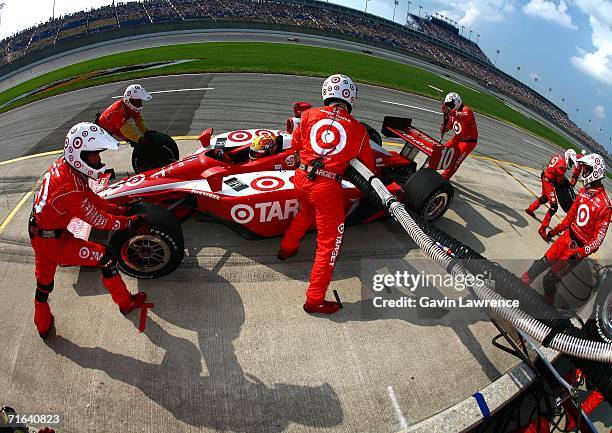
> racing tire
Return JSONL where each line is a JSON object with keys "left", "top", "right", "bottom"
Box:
{"left": 131, "top": 132, "right": 179, "bottom": 173}
{"left": 361, "top": 122, "right": 383, "bottom": 146}
{"left": 554, "top": 177, "right": 576, "bottom": 213}
{"left": 592, "top": 272, "right": 612, "bottom": 344}
{"left": 401, "top": 168, "right": 453, "bottom": 222}
{"left": 109, "top": 202, "right": 184, "bottom": 279}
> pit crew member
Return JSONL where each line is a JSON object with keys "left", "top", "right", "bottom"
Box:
{"left": 98, "top": 84, "right": 153, "bottom": 146}
{"left": 439, "top": 92, "right": 478, "bottom": 179}
{"left": 569, "top": 149, "right": 588, "bottom": 187}
{"left": 29, "top": 122, "right": 150, "bottom": 339}
{"left": 278, "top": 74, "right": 375, "bottom": 315}
{"left": 525, "top": 149, "right": 577, "bottom": 239}
{"left": 521, "top": 154, "right": 611, "bottom": 304}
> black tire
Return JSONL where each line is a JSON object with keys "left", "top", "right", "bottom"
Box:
{"left": 361, "top": 122, "right": 382, "bottom": 146}
{"left": 401, "top": 168, "right": 454, "bottom": 222}
{"left": 593, "top": 272, "right": 612, "bottom": 344}
{"left": 131, "top": 132, "right": 179, "bottom": 173}
{"left": 110, "top": 202, "right": 184, "bottom": 279}
{"left": 554, "top": 178, "right": 576, "bottom": 213}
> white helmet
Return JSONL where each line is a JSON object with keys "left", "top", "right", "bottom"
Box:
{"left": 444, "top": 92, "right": 462, "bottom": 110}
{"left": 581, "top": 149, "right": 587, "bottom": 156}
{"left": 322, "top": 74, "right": 357, "bottom": 113}
{"left": 123, "top": 84, "right": 152, "bottom": 112}
{"left": 564, "top": 149, "right": 577, "bottom": 169}
{"left": 64, "top": 122, "right": 119, "bottom": 179}
{"left": 579, "top": 153, "right": 606, "bottom": 186}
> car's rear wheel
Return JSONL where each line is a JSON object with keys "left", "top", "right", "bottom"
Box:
{"left": 132, "top": 132, "right": 179, "bottom": 173}
{"left": 401, "top": 168, "right": 454, "bottom": 222}
{"left": 110, "top": 202, "right": 184, "bottom": 279}
{"left": 361, "top": 122, "right": 382, "bottom": 146}
{"left": 593, "top": 272, "right": 612, "bottom": 343}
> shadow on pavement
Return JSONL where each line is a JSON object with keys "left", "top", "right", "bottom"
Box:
{"left": 51, "top": 268, "right": 343, "bottom": 432}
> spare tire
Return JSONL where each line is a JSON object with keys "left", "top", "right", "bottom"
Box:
{"left": 132, "top": 132, "right": 179, "bottom": 173}
{"left": 554, "top": 177, "right": 576, "bottom": 213}
{"left": 110, "top": 202, "right": 184, "bottom": 279}
{"left": 401, "top": 168, "right": 453, "bottom": 222}
{"left": 361, "top": 122, "right": 382, "bottom": 146}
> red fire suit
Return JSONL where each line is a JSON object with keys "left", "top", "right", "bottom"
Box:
{"left": 98, "top": 99, "right": 147, "bottom": 143}
{"left": 523, "top": 185, "right": 611, "bottom": 299}
{"left": 440, "top": 105, "right": 478, "bottom": 179}
{"left": 30, "top": 158, "right": 140, "bottom": 337}
{"left": 280, "top": 105, "right": 375, "bottom": 308}
{"left": 526, "top": 154, "right": 569, "bottom": 232}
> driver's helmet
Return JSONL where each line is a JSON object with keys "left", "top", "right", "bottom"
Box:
{"left": 579, "top": 153, "right": 606, "bottom": 186}
{"left": 322, "top": 74, "right": 357, "bottom": 113}
{"left": 249, "top": 135, "right": 276, "bottom": 160}
{"left": 123, "top": 84, "right": 152, "bottom": 112}
{"left": 565, "top": 149, "right": 577, "bottom": 169}
{"left": 444, "top": 92, "right": 462, "bottom": 110}
{"left": 64, "top": 122, "right": 119, "bottom": 179}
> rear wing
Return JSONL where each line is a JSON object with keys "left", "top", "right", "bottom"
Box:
{"left": 382, "top": 116, "right": 446, "bottom": 169}
{"left": 67, "top": 172, "right": 112, "bottom": 241}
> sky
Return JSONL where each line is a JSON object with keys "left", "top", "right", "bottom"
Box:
{"left": 0, "top": 0, "right": 610, "bottom": 151}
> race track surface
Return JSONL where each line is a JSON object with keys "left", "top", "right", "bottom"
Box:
{"left": 0, "top": 73, "right": 610, "bottom": 432}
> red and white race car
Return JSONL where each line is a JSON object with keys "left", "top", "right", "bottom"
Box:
{"left": 81, "top": 106, "right": 455, "bottom": 279}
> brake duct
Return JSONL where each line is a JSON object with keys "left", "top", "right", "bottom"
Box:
{"left": 345, "top": 159, "right": 612, "bottom": 364}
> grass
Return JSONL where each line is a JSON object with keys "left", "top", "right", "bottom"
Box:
{"left": 1, "top": 41, "right": 578, "bottom": 153}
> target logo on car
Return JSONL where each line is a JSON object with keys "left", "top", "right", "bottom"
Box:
{"left": 231, "top": 199, "right": 299, "bottom": 224}
{"left": 228, "top": 130, "right": 253, "bottom": 142}
{"left": 250, "top": 176, "right": 285, "bottom": 191}
{"left": 309, "top": 119, "right": 347, "bottom": 156}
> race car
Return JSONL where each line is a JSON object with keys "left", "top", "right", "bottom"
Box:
{"left": 77, "top": 105, "right": 455, "bottom": 279}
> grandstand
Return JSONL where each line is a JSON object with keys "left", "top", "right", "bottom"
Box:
{"left": 0, "top": 0, "right": 607, "bottom": 160}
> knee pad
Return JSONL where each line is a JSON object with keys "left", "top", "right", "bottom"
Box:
{"left": 548, "top": 202, "right": 558, "bottom": 214}
{"left": 99, "top": 247, "right": 119, "bottom": 279}
{"left": 35, "top": 280, "right": 54, "bottom": 303}
{"left": 543, "top": 271, "right": 561, "bottom": 294}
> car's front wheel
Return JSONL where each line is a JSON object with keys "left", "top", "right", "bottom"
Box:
{"left": 110, "top": 202, "right": 184, "bottom": 279}
{"left": 401, "top": 168, "right": 454, "bottom": 222}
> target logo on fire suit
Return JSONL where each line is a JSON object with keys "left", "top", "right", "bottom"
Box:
{"left": 231, "top": 199, "right": 299, "bottom": 224}
{"left": 576, "top": 204, "right": 590, "bottom": 227}
{"left": 309, "top": 119, "right": 347, "bottom": 156}
{"left": 453, "top": 121, "right": 462, "bottom": 135}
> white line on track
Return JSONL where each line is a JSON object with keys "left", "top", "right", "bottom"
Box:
{"left": 112, "top": 87, "right": 215, "bottom": 98}
{"left": 522, "top": 138, "right": 550, "bottom": 151}
{"left": 387, "top": 386, "right": 409, "bottom": 430}
{"left": 381, "top": 100, "right": 438, "bottom": 114}
{"left": 428, "top": 84, "right": 443, "bottom": 93}
{"left": 442, "top": 76, "right": 481, "bottom": 93}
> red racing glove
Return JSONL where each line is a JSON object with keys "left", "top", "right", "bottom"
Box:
{"left": 570, "top": 247, "right": 586, "bottom": 259}
{"left": 548, "top": 225, "right": 563, "bottom": 239}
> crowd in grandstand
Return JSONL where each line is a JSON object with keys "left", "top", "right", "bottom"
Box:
{"left": 0, "top": 0, "right": 607, "bottom": 159}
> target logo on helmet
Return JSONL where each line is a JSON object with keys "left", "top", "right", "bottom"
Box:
{"left": 73, "top": 137, "right": 83, "bottom": 149}
{"left": 577, "top": 204, "right": 590, "bottom": 227}
{"left": 342, "top": 89, "right": 350, "bottom": 98}
{"left": 90, "top": 125, "right": 98, "bottom": 132}
{"left": 331, "top": 76, "right": 341, "bottom": 84}
{"left": 250, "top": 176, "right": 285, "bottom": 191}
{"left": 309, "top": 119, "right": 347, "bottom": 156}
{"left": 82, "top": 131, "right": 89, "bottom": 137}
{"left": 74, "top": 161, "right": 82, "bottom": 169}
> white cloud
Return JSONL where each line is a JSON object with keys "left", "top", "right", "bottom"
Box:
{"left": 432, "top": 0, "right": 514, "bottom": 27}
{"left": 522, "top": 0, "right": 576, "bottom": 29}
{"left": 570, "top": 0, "right": 612, "bottom": 86}
{"left": 594, "top": 105, "right": 606, "bottom": 120}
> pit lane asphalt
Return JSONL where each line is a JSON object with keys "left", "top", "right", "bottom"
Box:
{"left": 0, "top": 74, "right": 610, "bottom": 433}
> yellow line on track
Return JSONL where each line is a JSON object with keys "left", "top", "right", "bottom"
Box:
{"left": 0, "top": 191, "right": 34, "bottom": 235}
